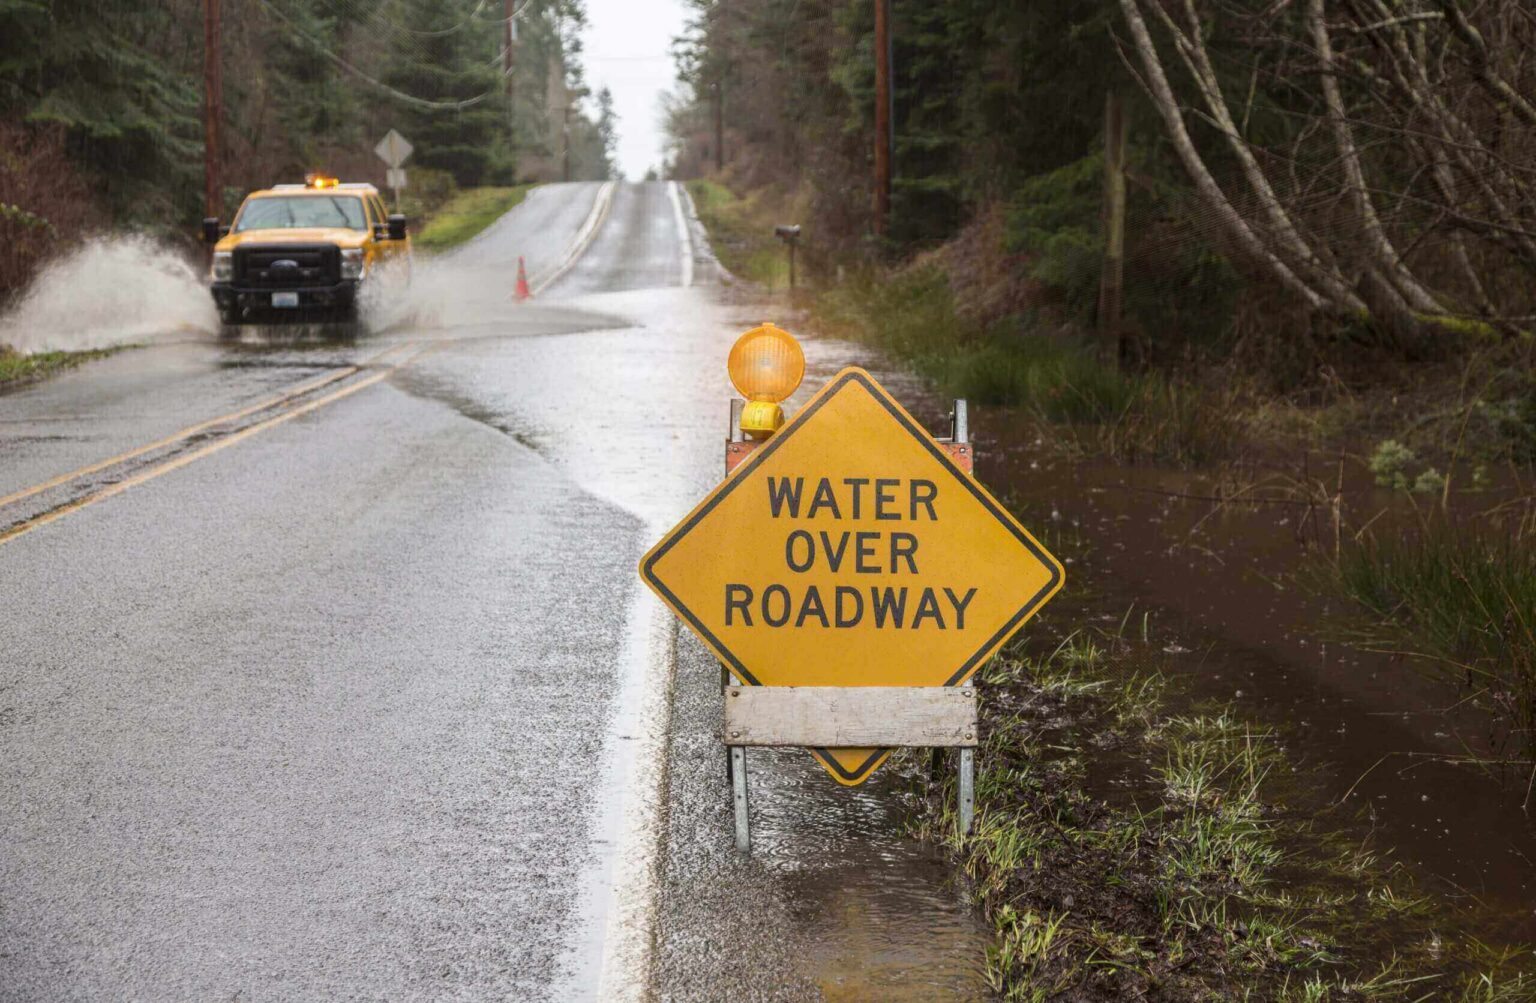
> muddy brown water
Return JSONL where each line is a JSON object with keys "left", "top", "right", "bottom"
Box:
{"left": 968, "top": 426, "right": 1536, "bottom": 944}
{"left": 721, "top": 339, "right": 1535, "bottom": 993}
{"left": 739, "top": 749, "right": 993, "bottom": 999}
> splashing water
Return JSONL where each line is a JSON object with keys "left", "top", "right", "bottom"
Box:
{"left": 0, "top": 237, "right": 218, "bottom": 353}
{"left": 362, "top": 256, "right": 535, "bottom": 334}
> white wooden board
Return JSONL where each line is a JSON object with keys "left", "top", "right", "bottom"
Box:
{"left": 723, "top": 686, "right": 977, "bottom": 747}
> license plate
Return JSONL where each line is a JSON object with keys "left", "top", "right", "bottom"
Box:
{"left": 271, "top": 292, "right": 300, "bottom": 308}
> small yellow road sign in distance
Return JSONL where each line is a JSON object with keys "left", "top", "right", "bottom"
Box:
{"left": 641, "top": 366, "right": 1064, "bottom": 785}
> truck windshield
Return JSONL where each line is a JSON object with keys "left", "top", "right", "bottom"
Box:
{"left": 235, "top": 196, "right": 367, "bottom": 232}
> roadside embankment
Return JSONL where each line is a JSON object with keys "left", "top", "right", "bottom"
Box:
{"left": 684, "top": 173, "right": 1536, "bottom": 1000}
{"left": 911, "top": 609, "right": 1535, "bottom": 999}
{"left": 412, "top": 185, "right": 537, "bottom": 253}
{"left": 686, "top": 179, "right": 807, "bottom": 289}
{"left": 0, "top": 346, "right": 118, "bottom": 390}
{"left": 685, "top": 174, "right": 1536, "bottom": 760}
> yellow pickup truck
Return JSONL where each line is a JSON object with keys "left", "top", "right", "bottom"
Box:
{"left": 203, "top": 175, "right": 410, "bottom": 327}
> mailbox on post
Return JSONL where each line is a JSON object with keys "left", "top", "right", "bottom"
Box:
{"left": 773, "top": 224, "right": 801, "bottom": 289}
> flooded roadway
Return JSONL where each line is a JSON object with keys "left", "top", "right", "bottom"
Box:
{"left": 7, "top": 179, "right": 1532, "bottom": 1001}
{"left": 0, "top": 183, "right": 992, "bottom": 1000}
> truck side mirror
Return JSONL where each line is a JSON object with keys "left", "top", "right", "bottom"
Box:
{"left": 387, "top": 214, "right": 408, "bottom": 241}
{"left": 202, "top": 218, "right": 221, "bottom": 245}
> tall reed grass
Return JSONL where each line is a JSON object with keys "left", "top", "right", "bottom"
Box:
{"left": 1337, "top": 513, "right": 1536, "bottom": 752}
{"left": 817, "top": 265, "right": 1244, "bottom": 464}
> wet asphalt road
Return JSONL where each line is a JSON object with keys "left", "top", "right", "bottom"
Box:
{"left": 0, "top": 182, "right": 990, "bottom": 1001}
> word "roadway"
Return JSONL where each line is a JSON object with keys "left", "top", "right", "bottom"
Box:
{"left": 722, "top": 475, "right": 978, "bottom": 631}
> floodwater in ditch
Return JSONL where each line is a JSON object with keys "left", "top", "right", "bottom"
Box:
{"left": 684, "top": 323, "right": 1536, "bottom": 993}
{"left": 965, "top": 425, "right": 1536, "bottom": 943}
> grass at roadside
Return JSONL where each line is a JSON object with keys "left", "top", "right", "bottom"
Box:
{"left": 816, "top": 266, "right": 1245, "bottom": 465}
{"left": 0, "top": 345, "right": 117, "bottom": 390}
{"left": 682, "top": 176, "right": 1243, "bottom": 464}
{"left": 685, "top": 179, "right": 793, "bottom": 287}
{"left": 412, "top": 185, "right": 535, "bottom": 252}
{"left": 908, "top": 627, "right": 1536, "bottom": 1001}
{"left": 1333, "top": 515, "right": 1536, "bottom": 753}
{"left": 681, "top": 176, "right": 1536, "bottom": 997}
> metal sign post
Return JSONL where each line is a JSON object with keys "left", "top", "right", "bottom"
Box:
{"left": 953, "top": 399, "right": 975, "bottom": 836}
{"left": 385, "top": 167, "right": 407, "bottom": 211}
{"left": 641, "top": 335, "right": 1063, "bottom": 852}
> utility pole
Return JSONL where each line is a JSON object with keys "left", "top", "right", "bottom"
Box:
{"left": 562, "top": 99, "right": 572, "bottom": 182}
{"left": 202, "top": 0, "right": 222, "bottom": 220}
{"left": 872, "top": 0, "right": 891, "bottom": 238}
{"left": 504, "top": 0, "right": 518, "bottom": 124}
{"left": 885, "top": 2, "right": 895, "bottom": 176}
{"left": 713, "top": 79, "right": 724, "bottom": 174}
{"left": 1097, "top": 91, "right": 1128, "bottom": 368}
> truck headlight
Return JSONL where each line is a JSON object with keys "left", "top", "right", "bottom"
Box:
{"left": 340, "top": 248, "right": 365, "bottom": 280}
{"left": 211, "top": 251, "right": 232, "bottom": 282}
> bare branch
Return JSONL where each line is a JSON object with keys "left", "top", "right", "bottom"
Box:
{"left": 1310, "top": 0, "right": 1441, "bottom": 312}
{"left": 1342, "top": 11, "right": 1445, "bottom": 34}
{"left": 1158, "top": 0, "right": 1368, "bottom": 309}
{"left": 1431, "top": 0, "right": 1536, "bottom": 127}
{"left": 1117, "top": 0, "right": 1332, "bottom": 310}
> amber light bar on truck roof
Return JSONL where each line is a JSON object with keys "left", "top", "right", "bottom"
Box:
{"left": 269, "top": 181, "right": 380, "bottom": 192}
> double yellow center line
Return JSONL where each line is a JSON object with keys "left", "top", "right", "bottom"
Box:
{"left": 0, "top": 340, "right": 434, "bottom": 548}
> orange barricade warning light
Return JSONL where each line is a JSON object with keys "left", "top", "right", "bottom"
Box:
{"left": 727, "top": 322, "right": 804, "bottom": 438}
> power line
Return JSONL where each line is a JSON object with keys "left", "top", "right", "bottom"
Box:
{"left": 320, "top": 0, "right": 532, "bottom": 43}
{"left": 300, "top": 0, "right": 530, "bottom": 87}
{"left": 349, "top": 0, "right": 490, "bottom": 39}
{"left": 259, "top": 0, "right": 511, "bottom": 111}
{"left": 313, "top": 0, "right": 520, "bottom": 72}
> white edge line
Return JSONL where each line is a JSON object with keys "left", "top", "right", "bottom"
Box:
{"left": 594, "top": 589, "right": 677, "bottom": 1001}
{"left": 675, "top": 183, "right": 735, "bottom": 285}
{"left": 667, "top": 181, "right": 694, "bottom": 288}
{"left": 531, "top": 181, "right": 618, "bottom": 295}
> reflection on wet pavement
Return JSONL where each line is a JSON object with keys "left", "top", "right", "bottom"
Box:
{"left": 751, "top": 750, "right": 991, "bottom": 999}
{"left": 395, "top": 279, "right": 995, "bottom": 998}
{"left": 0, "top": 182, "right": 996, "bottom": 1001}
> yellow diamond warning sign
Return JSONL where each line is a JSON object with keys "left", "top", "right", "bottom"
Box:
{"left": 640, "top": 368, "right": 1064, "bottom": 785}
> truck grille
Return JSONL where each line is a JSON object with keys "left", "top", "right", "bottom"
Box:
{"left": 233, "top": 244, "right": 340, "bottom": 287}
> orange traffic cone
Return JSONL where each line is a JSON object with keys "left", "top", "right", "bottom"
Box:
{"left": 514, "top": 256, "right": 532, "bottom": 301}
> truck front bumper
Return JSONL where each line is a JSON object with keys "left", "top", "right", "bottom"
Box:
{"left": 211, "top": 279, "right": 360, "bottom": 319}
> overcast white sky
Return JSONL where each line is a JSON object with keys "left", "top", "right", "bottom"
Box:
{"left": 579, "top": 0, "right": 690, "bottom": 179}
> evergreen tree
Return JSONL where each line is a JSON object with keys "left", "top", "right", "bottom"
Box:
{"left": 380, "top": 0, "right": 509, "bottom": 185}
{"left": 594, "top": 86, "right": 618, "bottom": 179}
{"left": 0, "top": 0, "right": 202, "bottom": 223}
